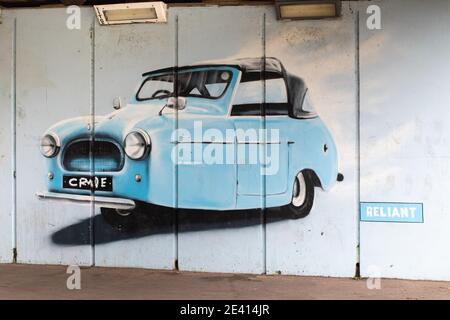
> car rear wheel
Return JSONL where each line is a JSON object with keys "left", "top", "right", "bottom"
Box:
{"left": 280, "top": 171, "right": 315, "bottom": 219}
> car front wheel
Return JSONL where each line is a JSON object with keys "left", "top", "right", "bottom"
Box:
{"left": 280, "top": 171, "right": 315, "bottom": 219}
{"left": 101, "top": 207, "right": 138, "bottom": 230}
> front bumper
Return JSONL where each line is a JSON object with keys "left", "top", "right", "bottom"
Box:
{"left": 36, "top": 192, "right": 136, "bottom": 210}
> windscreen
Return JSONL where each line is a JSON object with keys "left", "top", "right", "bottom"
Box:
{"left": 137, "top": 69, "right": 232, "bottom": 101}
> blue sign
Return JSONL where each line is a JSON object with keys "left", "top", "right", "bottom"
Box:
{"left": 360, "top": 202, "right": 423, "bottom": 223}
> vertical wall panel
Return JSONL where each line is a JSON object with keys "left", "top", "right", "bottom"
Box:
{"left": 15, "top": 8, "right": 94, "bottom": 265}
{"left": 265, "top": 3, "right": 358, "bottom": 277}
{"left": 93, "top": 21, "right": 176, "bottom": 269}
{"left": 359, "top": 0, "right": 450, "bottom": 280}
{"left": 176, "top": 6, "right": 266, "bottom": 273}
{"left": 0, "top": 15, "right": 14, "bottom": 263}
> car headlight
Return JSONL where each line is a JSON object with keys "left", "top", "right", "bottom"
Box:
{"left": 124, "top": 129, "right": 151, "bottom": 160}
{"left": 40, "top": 133, "right": 60, "bottom": 158}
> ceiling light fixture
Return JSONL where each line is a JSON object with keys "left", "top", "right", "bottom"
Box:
{"left": 275, "top": 0, "right": 341, "bottom": 20}
{"left": 94, "top": 2, "right": 168, "bottom": 25}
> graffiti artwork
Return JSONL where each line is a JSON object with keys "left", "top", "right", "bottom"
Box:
{"left": 37, "top": 57, "right": 340, "bottom": 225}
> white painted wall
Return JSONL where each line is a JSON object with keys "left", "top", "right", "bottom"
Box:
{"left": 0, "top": 5, "right": 357, "bottom": 276}
{"left": 1, "top": 1, "right": 448, "bottom": 280}
{"left": 359, "top": 0, "right": 450, "bottom": 280}
{"left": 176, "top": 6, "right": 267, "bottom": 274}
{"left": 14, "top": 8, "right": 93, "bottom": 265}
{"left": 0, "top": 14, "right": 14, "bottom": 263}
{"left": 94, "top": 17, "right": 177, "bottom": 270}
{"left": 265, "top": 2, "right": 358, "bottom": 277}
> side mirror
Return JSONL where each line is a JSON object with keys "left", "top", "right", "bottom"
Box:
{"left": 113, "top": 97, "right": 123, "bottom": 110}
{"left": 166, "top": 96, "right": 186, "bottom": 110}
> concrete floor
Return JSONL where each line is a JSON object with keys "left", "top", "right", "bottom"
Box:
{"left": 1, "top": 264, "right": 450, "bottom": 299}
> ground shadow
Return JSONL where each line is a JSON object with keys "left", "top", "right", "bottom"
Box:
{"left": 51, "top": 204, "right": 295, "bottom": 246}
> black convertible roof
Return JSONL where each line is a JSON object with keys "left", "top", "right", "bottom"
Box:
{"left": 142, "top": 57, "right": 285, "bottom": 77}
{"left": 196, "top": 57, "right": 285, "bottom": 73}
{"left": 141, "top": 57, "right": 312, "bottom": 119}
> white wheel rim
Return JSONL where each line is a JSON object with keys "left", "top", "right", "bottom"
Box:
{"left": 116, "top": 209, "right": 132, "bottom": 217}
{"left": 292, "top": 172, "right": 307, "bottom": 207}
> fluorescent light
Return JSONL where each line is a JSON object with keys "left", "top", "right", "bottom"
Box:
{"left": 104, "top": 8, "right": 158, "bottom": 22}
{"left": 280, "top": 3, "right": 336, "bottom": 19}
{"left": 94, "top": 2, "right": 167, "bottom": 25}
{"left": 275, "top": 0, "right": 341, "bottom": 20}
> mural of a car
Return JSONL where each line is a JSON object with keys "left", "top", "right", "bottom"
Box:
{"left": 37, "top": 57, "right": 341, "bottom": 224}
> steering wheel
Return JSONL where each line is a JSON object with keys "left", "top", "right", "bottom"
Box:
{"left": 151, "top": 89, "right": 171, "bottom": 98}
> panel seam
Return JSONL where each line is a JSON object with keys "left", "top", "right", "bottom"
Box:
{"left": 90, "top": 17, "right": 96, "bottom": 267}
{"left": 174, "top": 14, "right": 179, "bottom": 270}
{"left": 11, "top": 17, "right": 17, "bottom": 263}
{"left": 355, "top": 6, "right": 361, "bottom": 278}
{"left": 262, "top": 12, "right": 267, "bottom": 275}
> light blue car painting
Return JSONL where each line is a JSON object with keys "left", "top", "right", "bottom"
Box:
{"left": 37, "top": 57, "right": 341, "bottom": 225}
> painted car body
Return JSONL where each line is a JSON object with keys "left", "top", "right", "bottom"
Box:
{"left": 38, "top": 58, "right": 338, "bottom": 211}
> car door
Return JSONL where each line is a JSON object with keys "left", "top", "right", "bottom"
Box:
{"left": 264, "top": 116, "right": 289, "bottom": 195}
{"left": 232, "top": 117, "right": 264, "bottom": 196}
{"left": 231, "top": 75, "right": 289, "bottom": 196}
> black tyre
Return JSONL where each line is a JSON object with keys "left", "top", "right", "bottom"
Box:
{"left": 280, "top": 171, "right": 315, "bottom": 219}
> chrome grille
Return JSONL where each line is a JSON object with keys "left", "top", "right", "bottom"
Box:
{"left": 63, "top": 140, "right": 124, "bottom": 172}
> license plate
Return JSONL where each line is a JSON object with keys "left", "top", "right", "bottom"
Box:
{"left": 63, "top": 175, "right": 113, "bottom": 192}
